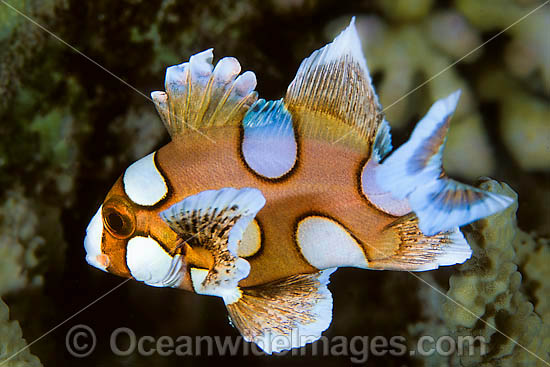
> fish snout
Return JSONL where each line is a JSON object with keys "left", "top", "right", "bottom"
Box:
{"left": 84, "top": 206, "right": 109, "bottom": 272}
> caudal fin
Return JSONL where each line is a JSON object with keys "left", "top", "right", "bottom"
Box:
{"left": 374, "top": 91, "right": 513, "bottom": 235}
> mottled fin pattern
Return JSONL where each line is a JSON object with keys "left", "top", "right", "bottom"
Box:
{"left": 152, "top": 50, "right": 258, "bottom": 139}
{"left": 242, "top": 99, "right": 297, "bottom": 179}
{"left": 285, "top": 18, "right": 383, "bottom": 150}
{"left": 226, "top": 268, "right": 335, "bottom": 354}
{"left": 375, "top": 91, "right": 513, "bottom": 235}
{"left": 368, "top": 215, "right": 471, "bottom": 271}
{"left": 160, "top": 188, "right": 266, "bottom": 296}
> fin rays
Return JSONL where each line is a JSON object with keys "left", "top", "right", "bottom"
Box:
{"left": 152, "top": 50, "right": 258, "bottom": 139}
{"left": 369, "top": 215, "right": 471, "bottom": 271}
{"left": 160, "top": 188, "right": 266, "bottom": 296}
{"left": 373, "top": 91, "right": 513, "bottom": 235}
{"left": 226, "top": 268, "right": 335, "bottom": 354}
{"left": 285, "top": 18, "right": 383, "bottom": 149}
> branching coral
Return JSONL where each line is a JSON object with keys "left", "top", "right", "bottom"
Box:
{"left": 442, "top": 180, "right": 550, "bottom": 366}
{"left": 0, "top": 298, "right": 43, "bottom": 367}
{"left": 456, "top": 0, "right": 549, "bottom": 90}
{"left": 408, "top": 180, "right": 550, "bottom": 366}
{"left": 0, "top": 189, "right": 45, "bottom": 297}
{"left": 479, "top": 69, "right": 550, "bottom": 172}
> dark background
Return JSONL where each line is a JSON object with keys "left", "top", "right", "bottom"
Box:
{"left": 0, "top": 0, "right": 548, "bottom": 366}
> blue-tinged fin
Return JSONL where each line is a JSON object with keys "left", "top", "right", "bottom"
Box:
{"left": 242, "top": 99, "right": 297, "bottom": 179}
{"left": 409, "top": 179, "right": 514, "bottom": 236}
{"left": 284, "top": 17, "right": 384, "bottom": 151}
{"left": 372, "top": 118, "right": 392, "bottom": 162}
{"left": 374, "top": 90, "right": 513, "bottom": 235}
{"left": 151, "top": 49, "right": 258, "bottom": 139}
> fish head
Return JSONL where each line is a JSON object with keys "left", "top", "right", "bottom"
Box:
{"left": 84, "top": 177, "right": 138, "bottom": 278}
{"left": 84, "top": 152, "right": 193, "bottom": 290}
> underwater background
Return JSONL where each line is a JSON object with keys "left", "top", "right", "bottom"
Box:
{"left": 1, "top": 0, "right": 548, "bottom": 366}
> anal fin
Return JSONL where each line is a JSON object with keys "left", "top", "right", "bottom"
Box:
{"left": 226, "top": 268, "right": 336, "bottom": 354}
{"left": 368, "top": 215, "right": 472, "bottom": 271}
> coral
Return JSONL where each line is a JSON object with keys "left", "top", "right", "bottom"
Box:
{"left": 456, "top": 0, "right": 549, "bottom": 90}
{"left": 442, "top": 180, "right": 550, "bottom": 366}
{"left": 498, "top": 88, "right": 550, "bottom": 172}
{"left": 0, "top": 188, "right": 45, "bottom": 297}
{"left": 347, "top": 14, "right": 478, "bottom": 129}
{"left": 0, "top": 0, "right": 66, "bottom": 112}
{"left": 1, "top": 1, "right": 547, "bottom": 366}
{"left": 478, "top": 69, "right": 550, "bottom": 172}
{"left": 0, "top": 298, "right": 43, "bottom": 367}
{"left": 443, "top": 113, "right": 496, "bottom": 180}
{"left": 408, "top": 180, "right": 550, "bottom": 367}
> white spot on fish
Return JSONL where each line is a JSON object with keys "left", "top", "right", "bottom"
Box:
{"left": 126, "top": 236, "right": 183, "bottom": 288}
{"left": 296, "top": 216, "right": 368, "bottom": 269}
{"left": 237, "top": 220, "right": 262, "bottom": 258}
{"left": 123, "top": 152, "right": 168, "bottom": 206}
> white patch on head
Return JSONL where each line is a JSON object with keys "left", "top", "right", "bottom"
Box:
{"left": 123, "top": 152, "right": 168, "bottom": 206}
{"left": 126, "top": 236, "right": 183, "bottom": 288}
{"left": 237, "top": 220, "right": 262, "bottom": 258}
{"left": 84, "top": 206, "right": 108, "bottom": 272}
{"left": 190, "top": 267, "right": 242, "bottom": 304}
{"left": 296, "top": 216, "right": 368, "bottom": 269}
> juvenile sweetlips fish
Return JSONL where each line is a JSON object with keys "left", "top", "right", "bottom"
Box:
{"left": 84, "top": 18, "right": 513, "bottom": 353}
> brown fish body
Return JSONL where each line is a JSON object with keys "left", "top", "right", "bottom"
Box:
{"left": 84, "top": 19, "right": 512, "bottom": 353}
{"left": 153, "top": 126, "right": 398, "bottom": 287}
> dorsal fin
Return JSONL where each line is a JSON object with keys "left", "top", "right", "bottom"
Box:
{"left": 151, "top": 49, "right": 258, "bottom": 139}
{"left": 285, "top": 18, "right": 383, "bottom": 150}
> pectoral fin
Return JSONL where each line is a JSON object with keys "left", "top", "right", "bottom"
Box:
{"left": 160, "top": 188, "right": 266, "bottom": 302}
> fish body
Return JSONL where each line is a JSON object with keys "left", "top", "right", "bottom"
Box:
{"left": 84, "top": 19, "right": 512, "bottom": 353}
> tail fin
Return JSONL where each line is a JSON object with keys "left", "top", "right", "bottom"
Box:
{"left": 375, "top": 91, "right": 513, "bottom": 235}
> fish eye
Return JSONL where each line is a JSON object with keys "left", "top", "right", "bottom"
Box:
{"left": 107, "top": 212, "right": 124, "bottom": 232}
{"left": 102, "top": 197, "right": 136, "bottom": 239}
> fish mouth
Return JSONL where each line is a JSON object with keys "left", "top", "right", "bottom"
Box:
{"left": 84, "top": 206, "right": 109, "bottom": 272}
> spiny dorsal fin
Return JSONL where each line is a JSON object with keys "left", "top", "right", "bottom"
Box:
{"left": 226, "top": 268, "right": 335, "bottom": 354}
{"left": 151, "top": 50, "right": 258, "bottom": 139}
{"left": 285, "top": 18, "right": 383, "bottom": 150}
{"left": 160, "top": 187, "right": 266, "bottom": 299}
